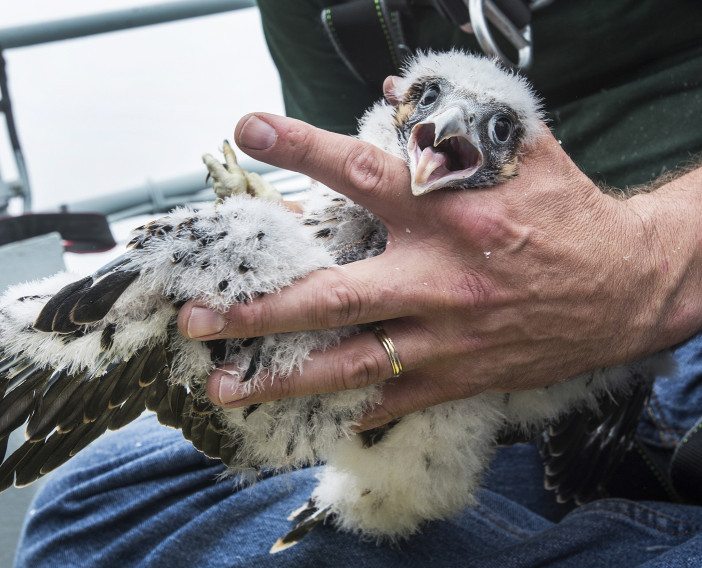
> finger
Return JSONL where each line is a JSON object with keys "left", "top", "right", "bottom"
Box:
{"left": 282, "top": 200, "right": 303, "bottom": 214}
{"left": 355, "top": 372, "right": 487, "bottom": 431}
{"left": 206, "top": 319, "right": 432, "bottom": 407}
{"left": 178, "top": 256, "right": 419, "bottom": 340}
{"left": 233, "top": 113, "right": 414, "bottom": 220}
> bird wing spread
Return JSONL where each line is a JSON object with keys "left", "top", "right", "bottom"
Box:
{"left": 0, "top": 194, "right": 337, "bottom": 490}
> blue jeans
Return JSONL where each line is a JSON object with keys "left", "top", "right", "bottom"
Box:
{"left": 15, "top": 334, "right": 702, "bottom": 567}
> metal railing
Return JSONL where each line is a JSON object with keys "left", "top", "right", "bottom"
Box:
{"left": 0, "top": 0, "right": 256, "bottom": 214}
{"left": 64, "top": 162, "right": 314, "bottom": 223}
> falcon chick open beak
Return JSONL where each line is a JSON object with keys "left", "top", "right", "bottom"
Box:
{"left": 407, "top": 106, "right": 483, "bottom": 196}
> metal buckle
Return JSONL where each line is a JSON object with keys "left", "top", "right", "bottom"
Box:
{"left": 465, "top": 0, "right": 532, "bottom": 70}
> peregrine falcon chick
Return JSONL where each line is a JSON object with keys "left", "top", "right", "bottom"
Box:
{"left": 0, "top": 51, "right": 666, "bottom": 551}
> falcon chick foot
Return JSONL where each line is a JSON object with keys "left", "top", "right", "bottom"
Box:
{"left": 202, "top": 140, "right": 282, "bottom": 203}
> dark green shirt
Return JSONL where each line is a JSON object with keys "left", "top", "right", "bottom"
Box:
{"left": 257, "top": 0, "right": 702, "bottom": 188}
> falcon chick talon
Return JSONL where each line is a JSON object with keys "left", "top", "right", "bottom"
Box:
{"left": 222, "top": 139, "right": 239, "bottom": 170}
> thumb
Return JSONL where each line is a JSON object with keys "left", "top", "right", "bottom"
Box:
{"left": 234, "top": 112, "right": 414, "bottom": 220}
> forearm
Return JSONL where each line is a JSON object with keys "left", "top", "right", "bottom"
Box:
{"left": 632, "top": 166, "right": 702, "bottom": 353}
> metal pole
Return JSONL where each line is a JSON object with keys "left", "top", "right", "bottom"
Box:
{"left": 0, "top": 51, "right": 32, "bottom": 212}
{"left": 64, "top": 160, "right": 278, "bottom": 216}
{"left": 0, "top": 0, "right": 255, "bottom": 49}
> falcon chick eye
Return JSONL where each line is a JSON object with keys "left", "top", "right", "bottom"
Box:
{"left": 419, "top": 85, "right": 440, "bottom": 107}
{"left": 490, "top": 115, "right": 513, "bottom": 144}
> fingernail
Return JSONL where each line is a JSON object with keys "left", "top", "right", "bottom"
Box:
{"left": 186, "top": 307, "right": 226, "bottom": 338}
{"left": 214, "top": 371, "right": 249, "bottom": 404}
{"left": 238, "top": 115, "right": 277, "bottom": 150}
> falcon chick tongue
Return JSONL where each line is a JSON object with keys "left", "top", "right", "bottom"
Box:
{"left": 413, "top": 146, "right": 448, "bottom": 190}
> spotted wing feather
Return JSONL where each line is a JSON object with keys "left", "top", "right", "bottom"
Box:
{"left": 0, "top": 343, "right": 169, "bottom": 489}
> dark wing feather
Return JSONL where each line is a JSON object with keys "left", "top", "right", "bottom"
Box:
{"left": 173, "top": 391, "right": 240, "bottom": 468}
{"left": 538, "top": 376, "right": 653, "bottom": 504}
{"left": 33, "top": 276, "right": 93, "bottom": 332}
{"left": 108, "top": 387, "right": 150, "bottom": 431}
{"left": 25, "top": 369, "right": 83, "bottom": 442}
{"left": 83, "top": 360, "right": 130, "bottom": 422}
{"left": 70, "top": 270, "right": 140, "bottom": 324}
{"left": 0, "top": 440, "right": 35, "bottom": 491}
{"left": 0, "top": 340, "right": 182, "bottom": 491}
{"left": 0, "top": 364, "right": 53, "bottom": 439}
{"left": 156, "top": 382, "right": 189, "bottom": 429}
{"left": 57, "top": 375, "right": 101, "bottom": 433}
{"left": 33, "top": 408, "right": 120, "bottom": 480}
{"left": 33, "top": 258, "right": 140, "bottom": 334}
{"left": 107, "top": 348, "right": 153, "bottom": 409}
{"left": 0, "top": 436, "right": 7, "bottom": 464}
{"left": 1, "top": 352, "right": 19, "bottom": 376}
{"left": 242, "top": 337, "right": 265, "bottom": 382}
{"left": 271, "top": 501, "right": 332, "bottom": 554}
{"left": 0, "top": 341, "right": 242, "bottom": 490}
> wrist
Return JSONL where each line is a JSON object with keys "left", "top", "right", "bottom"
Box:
{"left": 626, "top": 171, "right": 702, "bottom": 355}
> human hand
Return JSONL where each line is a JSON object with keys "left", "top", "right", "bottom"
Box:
{"left": 177, "top": 112, "right": 681, "bottom": 430}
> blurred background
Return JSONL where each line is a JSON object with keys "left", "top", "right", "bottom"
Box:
{"left": 1, "top": 0, "right": 283, "bottom": 211}
{"left": 0, "top": 2, "right": 285, "bottom": 564}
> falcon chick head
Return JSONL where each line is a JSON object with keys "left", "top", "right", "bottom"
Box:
{"left": 358, "top": 51, "right": 543, "bottom": 196}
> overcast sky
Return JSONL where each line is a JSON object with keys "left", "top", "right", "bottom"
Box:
{"left": 1, "top": 1, "right": 284, "bottom": 209}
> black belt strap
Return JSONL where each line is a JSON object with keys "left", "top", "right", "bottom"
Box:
{"left": 0, "top": 212, "right": 116, "bottom": 253}
{"left": 321, "top": 0, "right": 408, "bottom": 90}
{"left": 321, "top": 0, "right": 533, "bottom": 90}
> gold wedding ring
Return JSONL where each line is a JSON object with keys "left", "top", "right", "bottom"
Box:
{"left": 372, "top": 324, "right": 403, "bottom": 378}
